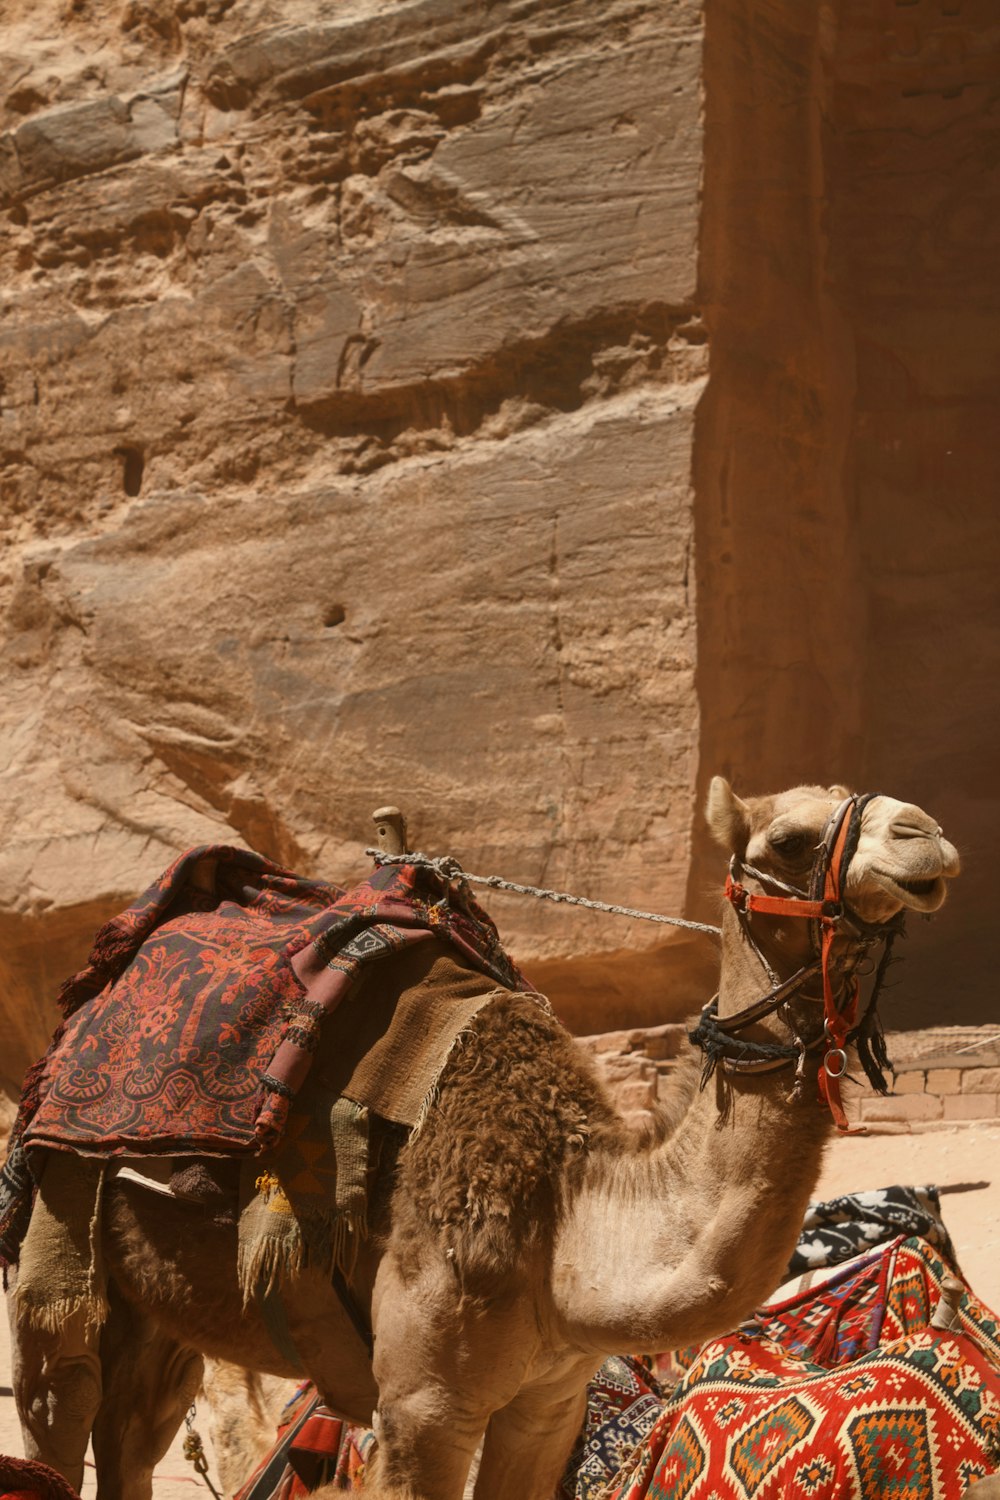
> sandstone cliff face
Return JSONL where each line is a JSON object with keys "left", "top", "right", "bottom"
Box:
{"left": 689, "top": 0, "right": 1000, "bottom": 1036}
{"left": 1, "top": 0, "right": 995, "bottom": 1095}
{"left": 0, "top": 0, "right": 711, "bottom": 1090}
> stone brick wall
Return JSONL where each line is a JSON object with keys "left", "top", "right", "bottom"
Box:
{"left": 584, "top": 1027, "right": 1000, "bottom": 1133}
{"left": 847, "top": 1054, "right": 1000, "bottom": 1129}
{"left": 576, "top": 1023, "right": 687, "bottom": 1129}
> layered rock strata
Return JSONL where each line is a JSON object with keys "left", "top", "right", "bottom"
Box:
{"left": 2, "top": 0, "right": 996, "bottom": 1094}
{"left": 0, "top": 0, "right": 709, "bottom": 1089}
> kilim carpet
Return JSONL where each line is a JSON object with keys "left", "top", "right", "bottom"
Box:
{"left": 606, "top": 1236, "right": 1000, "bottom": 1500}
{"left": 232, "top": 1384, "right": 372, "bottom": 1498}
{"left": 558, "top": 1357, "right": 668, "bottom": 1500}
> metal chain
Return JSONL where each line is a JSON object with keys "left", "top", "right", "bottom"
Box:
{"left": 365, "top": 849, "right": 721, "bottom": 937}
{"left": 183, "top": 1405, "right": 223, "bottom": 1500}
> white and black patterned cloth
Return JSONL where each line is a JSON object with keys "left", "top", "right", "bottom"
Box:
{"left": 787, "top": 1183, "right": 956, "bottom": 1275}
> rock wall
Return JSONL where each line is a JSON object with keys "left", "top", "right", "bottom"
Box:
{"left": 823, "top": 0, "right": 1000, "bottom": 1027}
{"left": 1, "top": 0, "right": 996, "bottom": 1093}
{"left": 0, "top": 0, "right": 711, "bottom": 1092}
{"left": 688, "top": 0, "right": 999, "bottom": 1034}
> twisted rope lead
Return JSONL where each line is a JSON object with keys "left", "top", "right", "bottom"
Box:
{"left": 365, "top": 849, "right": 722, "bottom": 937}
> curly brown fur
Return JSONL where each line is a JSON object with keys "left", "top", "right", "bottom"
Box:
{"left": 391, "top": 993, "right": 624, "bottom": 1282}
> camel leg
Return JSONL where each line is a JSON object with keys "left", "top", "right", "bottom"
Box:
{"left": 201, "top": 1360, "right": 295, "bottom": 1496}
{"left": 359, "top": 1254, "right": 537, "bottom": 1500}
{"left": 7, "top": 1290, "right": 102, "bottom": 1491}
{"left": 90, "top": 1287, "right": 204, "bottom": 1500}
{"left": 471, "top": 1377, "right": 591, "bottom": 1500}
{"left": 362, "top": 1342, "right": 489, "bottom": 1500}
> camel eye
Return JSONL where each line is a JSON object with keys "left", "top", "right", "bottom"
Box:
{"left": 769, "top": 828, "right": 808, "bottom": 859}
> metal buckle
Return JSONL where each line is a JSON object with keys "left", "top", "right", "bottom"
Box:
{"left": 824, "top": 1047, "right": 848, "bottom": 1079}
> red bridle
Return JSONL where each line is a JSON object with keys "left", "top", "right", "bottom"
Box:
{"left": 722, "top": 794, "right": 890, "bottom": 1131}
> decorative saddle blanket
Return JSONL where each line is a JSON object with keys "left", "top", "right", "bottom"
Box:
{"left": 602, "top": 1236, "right": 1000, "bottom": 1500}
{"left": 0, "top": 844, "right": 530, "bottom": 1271}
{"left": 232, "top": 1383, "right": 373, "bottom": 1498}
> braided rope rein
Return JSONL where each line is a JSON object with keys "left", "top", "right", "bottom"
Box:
{"left": 365, "top": 849, "right": 722, "bottom": 938}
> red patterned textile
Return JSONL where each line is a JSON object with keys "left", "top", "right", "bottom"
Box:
{"left": 232, "top": 1385, "right": 370, "bottom": 1497}
{"left": 0, "top": 846, "right": 526, "bottom": 1267}
{"left": 608, "top": 1238, "right": 1000, "bottom": 1500}
{"left": 28, "top": 847, "right": 337, "bottom": 1156}
{"left": 0, "top": 1457, "right": 80, "bottom": 1500}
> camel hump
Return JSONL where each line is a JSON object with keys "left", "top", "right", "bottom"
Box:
{"left": 394, "top": 986, "right": 613, "bottom": 1283}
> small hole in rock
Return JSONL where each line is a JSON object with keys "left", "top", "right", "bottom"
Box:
{"left": 323, "top": 604, "right": 346, "bottom": 628}
{"left": 118, "top": 447, "right": 145, "bottom": 496}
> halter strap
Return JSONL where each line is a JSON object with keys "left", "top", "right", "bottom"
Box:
{"left": 723, "top": 879, "right": 831, "bottom": 924}
{"left": 711, "top": 793, "right": 899, "bottom": 1132}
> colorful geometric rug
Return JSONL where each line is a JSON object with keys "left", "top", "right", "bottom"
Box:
{"left": 558, "top": 1357, "right": 668, "bottom": 1500}
{"left": 0, "top": 844, "right": 528, "bottom": 1269}
{"left": 605, "top": 1236, "right": 1000, "bottom": 1499}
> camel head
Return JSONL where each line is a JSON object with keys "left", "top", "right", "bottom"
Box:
{"left": 706, "top": 778, "right": 960, "bottom": 925}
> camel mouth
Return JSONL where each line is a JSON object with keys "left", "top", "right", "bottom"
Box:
{"left": 896, "top": 876, "right": 936, "bottom": 896}
{"left": 871, "top": 869, "right": 948, "bottom": 911}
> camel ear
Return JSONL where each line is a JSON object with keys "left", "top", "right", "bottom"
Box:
{"left": 706, "top": 776, "right": 751, "bottom": 854}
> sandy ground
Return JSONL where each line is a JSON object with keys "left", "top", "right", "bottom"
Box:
{"left": 812, "top": 1121, "right": 1000, "bottom": 1311}
{"left": 1, "top": 1121, "right": 998, "bottom": 1496}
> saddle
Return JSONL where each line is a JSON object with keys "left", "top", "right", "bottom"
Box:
{"left": 1, "top": 844, "right": 538, "bottom": 1331}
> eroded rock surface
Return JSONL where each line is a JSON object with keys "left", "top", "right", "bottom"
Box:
{"left": 2, "top": 0, "right": 996, "bottom": 1093}
{"left": 0, "top": 0, "right": 710, "bottom": 1088}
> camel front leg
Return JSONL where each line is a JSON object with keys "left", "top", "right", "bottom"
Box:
{"left": 472, "top": 1369, "right": 593, "bottom": 1500}
{"left": 359, "top": 1251, "right": 537, "bottom": 1500}
{"left": 7, "top": 1288, "right": 102, "bottom": 1491}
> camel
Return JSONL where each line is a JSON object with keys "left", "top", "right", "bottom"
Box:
{"left": 8, "top": 779, "right": 960, "bottom": 1500}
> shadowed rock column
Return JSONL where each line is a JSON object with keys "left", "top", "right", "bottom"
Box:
{"left": 688, "top": 0, "right": 999, "bottom": 1030}
{"left": 0, "top": 0, "right": 709, "bottom": 1083}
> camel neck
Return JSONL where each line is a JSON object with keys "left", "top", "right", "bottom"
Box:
{"left": 553, "top": 1031, "right": 830, "bottom": 1358}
